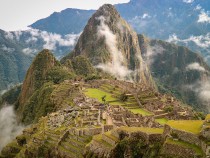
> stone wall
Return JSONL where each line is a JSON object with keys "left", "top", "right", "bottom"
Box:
{"left": 163, "top": 124, "right": 201, "bottom": 146}
{"left": 162, "top": 142, "right": 201, "bottom": 158}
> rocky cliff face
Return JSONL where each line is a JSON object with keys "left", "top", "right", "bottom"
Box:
{"left": 138, "top": 34, "right": 210, "bottom": 112}
{"left": 63, "top": 4, "right": 153, "bottom": 86}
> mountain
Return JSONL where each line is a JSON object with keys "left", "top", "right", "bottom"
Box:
{"left": 30, "top": 9, "right": 95, "bottom": 35}
{"left": 0, "top": 29, "right": 79, "bottom": 93}
{"left": 138, "top": 34, "right": 210, "bottom": 112}
{"left": 0, "top": 30, "right": 32, "bottom": 93}
{"left": 30, "top": 0, "right": 210, "bottom": 65}
{"left": 1, "top": 4, "right": 210, "bottom": 158}
{"left": 62, "top": 4, "right": 154, "bottom": 86}
{"left": 16, "top": 49, "right": 74, "bottom": 124}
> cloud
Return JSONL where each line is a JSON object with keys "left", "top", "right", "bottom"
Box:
{"left": 183, "top": 0, "right": 194, "bottom": 3}
{"left": 143, "top": 44, "right": 165, "bottom": 66}
{"left": 0, "top": 105, "right": 24, "bottom": 151}
{"left": 195, "top": 5, "right": 202, "bottom": 11}
{"left": 168, "top": 33, "right": 210, "bottom": 49}
{"left": 22, "top": 48, "right": 37, "bottom": 56}
{"left": 186, "top": 62, "right": 206, "bottom": 72}
{"left": 198, "top": 11, "right": 210, "bottom": 23}
{"left": 95, "top": 16, "right": 133, "bottom": 80}
{"left": 25, "top": 29, "right": 80, "bottom": 50}
{"left": 4, "top": 29, "right": 80, "bottom": 52}
{"left": 4, "top": 32, "right": 14, "bottom": 40}
{"left": 185, "top": 80, "right": 210, "bottom": 111}
{"left": 1, "top": 45, "right": 15, "bottom": 53}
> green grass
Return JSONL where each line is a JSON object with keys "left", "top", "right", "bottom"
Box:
{"left": 104, "top": 131, "right": 119, "bottom": 142}
{"left": 84, "top": 88, "right": 117, "bottom": 102}
{"left": 120, "top": 127, "right": 164, "bottom": 134}
{"left": 129, "top": 108, "right": 153, "bottom": 116}
{"left": 93, "top": 134, "right": 113, "bottom": 148}
{"left": 84, "top": 88, "right": 126, "bottom": 105}
{"left": 206, "top": 114, "right": 210, "bottom": 120}
{"left": 155, "top": 118, "right": 168, "bottom": 125}
{"left": 166, "top": 138, "right": 203, "bottom": 155}
{"left": 167, "top": 120, "right": 204, "bottom": 134}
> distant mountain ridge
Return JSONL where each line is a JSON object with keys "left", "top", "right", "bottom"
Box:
{"left": 0, "top": 29, "right": 79, "bottom": 93}
{"left": 138, "top": 34, "right": 210, "bottom": 112}
{"left": 29, "top": 0, "right": 210, "bottom": 65}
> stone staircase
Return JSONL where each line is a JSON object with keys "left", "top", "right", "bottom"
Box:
{"left": 57, "top": 133, "right": 91, "bottom": 158}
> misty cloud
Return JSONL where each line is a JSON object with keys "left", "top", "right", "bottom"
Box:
{"left": 198, "top": 10, "right": 210, "bottom": 23}
{"left": 0, "top": 105, "right": 24, "bottom": 151}
{"left": 4, "top": 32, "right": 14, "bottom": 40}
{"left": 183, "top": 0, "right": 194, "bottom": 3}
{"left": 95, "top": 16, "right": 133, "bottom": 80}
{"left": 186, "top": 62, "right": 206, "bottom": 72}
{"left": 4, "top": 29, "right": 80, "bottom": 53}
{"left": 1, "top": 44, "right": 15, "bottom": 53}
{"left": 144, "top": 44, "right": 165, "bottom": 66}
{"left": 25, "top": 29, "right": 80, "bottom": 50}
{"left": 185, "top": 80, "right": 210, "bottom": 111}
{"left": 22, "top": 48, "right": 37, "bottom": 56}
{"left": 168, "top": 33, "right": 210, "bottom": 49}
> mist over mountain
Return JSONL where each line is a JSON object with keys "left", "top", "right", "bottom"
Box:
{"left": 138, "top": 34, "right": 210, "bottom": 112}
{"left": 62, "top": 4, "right": 154, "bottom": 86}
{"left": 0, "top": 28, "right": 79, "bottom": 92}
{"left": 29, "top": 0, "right": 210, "bottom": 65}
{"left": 1, "top": 3, "right": 210, "bottom": 158}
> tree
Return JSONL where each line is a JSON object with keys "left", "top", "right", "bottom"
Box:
{"left": 102, "top": 95, "right": 106, "bottom": 104}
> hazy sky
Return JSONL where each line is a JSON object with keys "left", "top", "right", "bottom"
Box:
{"left": 0, "top": 0, "right": 129, "bottom": 31}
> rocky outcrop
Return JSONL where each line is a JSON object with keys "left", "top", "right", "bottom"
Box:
{"left": 63, "top": 4, "right": 154, "bottom": 87}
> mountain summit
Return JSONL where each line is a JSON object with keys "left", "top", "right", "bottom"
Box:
{"left": 63, "top": 4, "right": 153, "bottom": 86}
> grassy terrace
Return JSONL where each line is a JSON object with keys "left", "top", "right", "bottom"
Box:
{"left": 167, "top": 120, "right": 204, "bottom": 134}
{"left": 155, "top": 118, "right": 168, "bottom": 125}
{"left": 166, "top": 138, "right": 203, "bottom": 156}
{"left": 129, "top": 108, "right": 153, "bottom": 116}
{"left": 93, "top": 134, "right": 113, "bottom": 148}
{"left": 84, "top": 88, "right": 154, "bottom": 116}
{"left": 206, "top": 114, "right": 210, "bottom": 120}
{"left": 84, "top": 88, "right": 125, "bottom": 105}
{"left": 119, "top": 127, "right": 164, "bottom": 134}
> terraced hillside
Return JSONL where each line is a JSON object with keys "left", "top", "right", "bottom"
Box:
{"left": 1, "top": 79, "right": 209, "bottom": 158}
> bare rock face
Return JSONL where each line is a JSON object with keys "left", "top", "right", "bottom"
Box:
{"left": 17, "top": 49, "right": 59, "bottom": 118}
{"left": 64, "top": 4, "right": 154, "bottom": 87}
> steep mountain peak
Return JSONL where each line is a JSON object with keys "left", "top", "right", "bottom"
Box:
{"left": 94, "top": 4, "right": 120, "bottom": 18}
{"left": 64, "top": 4, "right": 154, "bottom": 87}
{"left": 17, "top": 49, "right": 59, "bottom": 114}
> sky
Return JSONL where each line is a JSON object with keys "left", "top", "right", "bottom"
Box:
{"left": 0, "top": 0, "right": 129, "bottom": 31}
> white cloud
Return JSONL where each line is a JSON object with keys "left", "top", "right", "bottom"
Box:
{"left": 1, "top": 45, "right": 15, "bottom": 53}
{"left": 4, "top": 32, "right": 14, "bottom": 40}
{"left": 183, "top": 0, "right": 194, "bottom": 3}
{"left": 25, "top": 29, "right": 80, "bottom": 50}
{"left": 168, "top": 33, "right": 210, "bottom": 49}
{"left": 144, "top": 44, "right": 165, "bottom": 66}
{"left": 195, "top": 5, "right": 202, "bottom": 11}
{"left": 22, "top": 48, "right": 37, "bottom": 56}
{"left": 198, "top": 11, "right": 210, "bottom": 23}
{"left": 0, "top": 105, "right": 24, "bottom": 151}
{"left": 95, "top": 16, "right": 133, "bottom": 80}
{"left": 186, "top": 62, "right": 206, "bottom": 72}
{"left": 185, "top": 80, "right": 210, "bottom": 111}
{"left": 142, "top": 13, "right": 151, "bottom": 19}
